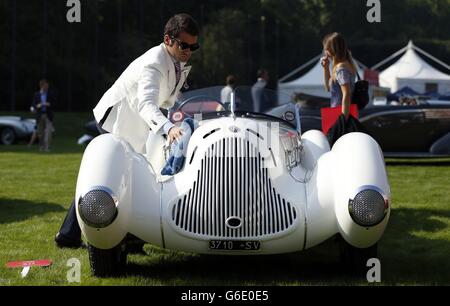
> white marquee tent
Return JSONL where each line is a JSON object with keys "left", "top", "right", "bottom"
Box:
{"left": 377, "top": 41, "right": 450, "bottom": 94}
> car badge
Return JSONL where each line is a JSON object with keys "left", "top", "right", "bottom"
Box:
{"left": 226, "top": 217, "right": 242, "bottom": 229}
{"left": 229, "top": 126, "right": 240, "bottom": 133}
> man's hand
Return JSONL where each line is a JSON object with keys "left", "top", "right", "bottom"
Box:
{"left": 37, "top": 103, "right": 42, "bottom": 108}
{"left": 168, "top": 126, "right": 184, "bottom": 144}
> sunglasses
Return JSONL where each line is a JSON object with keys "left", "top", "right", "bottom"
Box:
{"left": 171, "top": 37, "right": 200, "bottom": 52}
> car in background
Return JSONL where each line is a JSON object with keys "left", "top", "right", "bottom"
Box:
{"left": 0, "top": 116, "right": 36, "bottom": 145}
{"left": 268, "top": 93, "right": 450, "bottom": 157}
{"left": 77, "top": 120, "right": 100, "bottom": 145}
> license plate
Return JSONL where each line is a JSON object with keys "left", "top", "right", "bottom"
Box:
{"left": 209, "top": 240, "right": 260, "bottom": 251}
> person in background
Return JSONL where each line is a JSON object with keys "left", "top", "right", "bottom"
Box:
{"left": 31, "top": 79, "right": 56, "bottom": 152}
{"left": 321, "top": 32, "right": 356, "bottom": 118}
{"left": 220, "top": 75, "right": 235, "bottom": 104}
{"left": 251, "top": 69, "right": 269, "bottom": 113}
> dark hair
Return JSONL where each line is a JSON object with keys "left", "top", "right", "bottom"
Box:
{"left": 226, "top": 75, "right": 235, "bottom": 86}
{"left": 322, "top": 32, "right": 356, "bottom": 80}
{"left": 39, "top": 78, "right": 48, "bottom": 87}
{"left": 164, "top": 13, "right": 199, "bottom": 38}
{"left": 257, "top": 69, "right": 268, "bottom": 78}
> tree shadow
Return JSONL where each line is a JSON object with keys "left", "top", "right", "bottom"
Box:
{"left": 386, "top": 161, "right": 450, "bottom": 167}
{"left": 0, "top": 198, "right": 66, "bottom": 224}
{"left": 121, "top": 207, "right": 450, "bottom": 285}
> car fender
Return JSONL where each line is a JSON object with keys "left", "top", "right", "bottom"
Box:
{"left": 75, "top": 134, "right": 134, "bottom": 249}
{"left": 301, "top": 129, "right": 330, "bottom": 171}
{"left": 331, "top": 132, "right": 391, "bottom": 248}
{"left": 430, "top": 132, "right": 450, "bottom": 155}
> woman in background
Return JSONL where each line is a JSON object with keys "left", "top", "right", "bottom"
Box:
{"left": 321, "top": 32, "right": 357, "bottom": 118}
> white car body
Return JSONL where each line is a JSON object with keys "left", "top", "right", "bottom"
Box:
{"left": 75, "top": 87, "right": 391, "bottom": 276}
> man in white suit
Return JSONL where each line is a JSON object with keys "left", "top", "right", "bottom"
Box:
{"left": 55, "top": 13, "right": 200, "bottom": 249}
{"left": 94, "top": 13, "right": 200, "bottom": 153}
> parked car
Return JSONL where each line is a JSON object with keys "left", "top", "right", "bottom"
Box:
{"left": 77, "top": 120, "right": 100, "bottom": 145}
{"left": 268, "top": 93, "right": 450, "bottom": 157}
{"left": 0, "top": 116, "right": 36, "bottom": 145}
{"left": 75, "top": 86, "right": 390, "bottom": 277}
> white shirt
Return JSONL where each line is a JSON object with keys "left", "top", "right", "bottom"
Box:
{"left": 220, "top": 85, "right": 234, "bottom": 103}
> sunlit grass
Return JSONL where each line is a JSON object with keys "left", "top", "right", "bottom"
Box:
{"left": 0, "top": 113, "right": 449, "bottom": 285}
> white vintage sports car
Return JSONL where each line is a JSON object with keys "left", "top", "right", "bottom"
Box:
{"left": 75, "top": 86, "right": 391, "bottom": 277}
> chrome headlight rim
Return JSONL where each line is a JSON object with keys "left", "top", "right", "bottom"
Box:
{"left": 78, "top": 186, "right": 118, "bottom": 228}
{"left": 348, "top": 185, "right": 389, "bottom": 228}
{"left": 279, "top": 129, "right": 303, "bottom": 171}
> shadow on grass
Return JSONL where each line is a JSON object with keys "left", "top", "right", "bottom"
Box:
{"left": 380, "top": 207, "right": 450, "bottom": 284}
{"left": 0, "top": 198, "right": 66, "bottom": 224}
{"left": 125, "top": 242, "right": 349, "bottom": 285}
{"left": 119, "top": 207, "right": 450, "bottom": 285}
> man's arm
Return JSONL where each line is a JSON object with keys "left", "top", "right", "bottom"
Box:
{"left": 137, "top": 65, "right": 183, "bottom": 142}
{"left": 137, "top": 65, "right": 172, "bottom": 132}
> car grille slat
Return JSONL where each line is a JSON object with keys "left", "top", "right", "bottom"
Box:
{"left": 172, "top": 137, "right": 297, "bottom": 238}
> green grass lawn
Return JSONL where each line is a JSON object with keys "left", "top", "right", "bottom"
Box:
{"left": 0, "top": 113, "right": 449, "bottom": 285}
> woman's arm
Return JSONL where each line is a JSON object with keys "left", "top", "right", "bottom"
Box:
{"left": 341, "top": 83, "right": 352, "bottom": 118}
{"left": 324, "top": 68, "right": 331, "bottom": 92}
{"left": 321, "top": 56, "right": 330, "bottom": 92}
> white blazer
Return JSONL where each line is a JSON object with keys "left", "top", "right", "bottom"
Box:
{"left": 93, "top": 43, "right": 191, "bottom": 153}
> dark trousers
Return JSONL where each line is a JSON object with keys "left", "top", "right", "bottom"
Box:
{"left": 58, "top": 200, "right": 81, "bottom": 241}
{"left": 57, "top": 122, "right": 106, "bottom": 241}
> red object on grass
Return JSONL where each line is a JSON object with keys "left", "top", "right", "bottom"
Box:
{"left": 321, "top": 104, "right": 359, "bottom": 135}
{"left": 6, "top": 259, "right": 52, "bottom": 268}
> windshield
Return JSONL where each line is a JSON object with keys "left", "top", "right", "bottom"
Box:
{"left": 174, "top": 86, "right": 296, "bottom": 115}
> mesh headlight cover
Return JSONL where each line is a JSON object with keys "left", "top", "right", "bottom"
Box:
{"left": 349, "top": 189, "right": 387, "bottom": 227}
{"left": 79, "top": 189, "right": 117, "bottom": 228}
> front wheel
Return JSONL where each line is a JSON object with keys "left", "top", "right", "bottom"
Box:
{"left": 1, "top": 127, "right": 16, "bottom": 145}
{"left": 88, "top": 244, "right": 127, "bottom": 277}
{"left": 338, "top": 236, "right": 378, "bottom": 275}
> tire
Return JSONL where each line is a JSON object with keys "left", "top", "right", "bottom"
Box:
{"left": 88, "top": 244, "right": 127, "bottom": 277}
{"left": 1, "top": 127, "right": 16, "bottom": 145}
{"left": 338, "top": 236, "right": 378, "bottom": 275}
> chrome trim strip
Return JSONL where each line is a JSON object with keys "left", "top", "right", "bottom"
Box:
{"left": 295, "top": 103, "right": 302, "bottom": 134}
{"left": 360, "top": 109, "right": 424, "bottom": 122}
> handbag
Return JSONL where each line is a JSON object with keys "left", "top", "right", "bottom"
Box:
{"left": 352, "top": 72, "right": 369, "bottom": 110}
{"left": 321, "top": 104, "right": 359, "bottom": 135}
{"left": 326, "top": 114, "right": 368, "bottom": 148}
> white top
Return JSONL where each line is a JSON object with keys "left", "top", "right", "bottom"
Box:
{"left": 220, "top": 85, "right": 234, "bottom": 103}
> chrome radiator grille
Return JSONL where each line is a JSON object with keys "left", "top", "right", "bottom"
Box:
{"left": 171, "top": 137, "right": 297, "bottom": 238}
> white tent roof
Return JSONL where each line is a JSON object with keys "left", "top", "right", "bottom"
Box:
{"left": 379, "top": 41, "right": 450, "bottom": 92}
{"left": 278, "top": 56, "right": 365, "bottom": 98}
{"left": 380, "top": 42, "right": 450, "bottom": 82}
{"left": 282, "top": 59, "right": 326, "bottom": 87}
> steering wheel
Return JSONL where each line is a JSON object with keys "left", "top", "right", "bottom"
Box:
{"left": 177, "top": 95, "right": 227, "bottom": 113}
